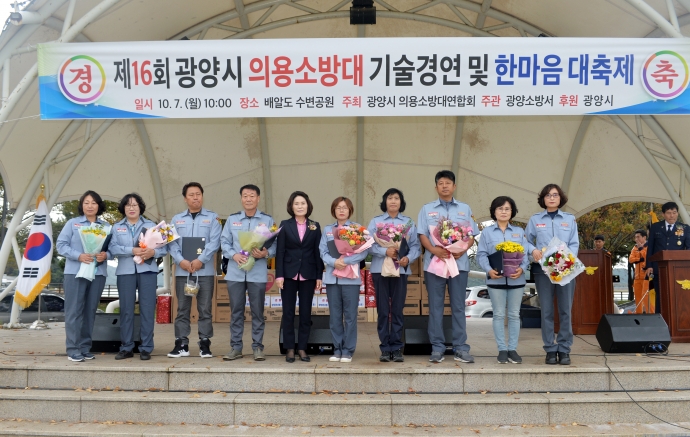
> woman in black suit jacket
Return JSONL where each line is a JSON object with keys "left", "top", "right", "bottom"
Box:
{"left": 275, "top": 191, "right": 324, "bottom": 362}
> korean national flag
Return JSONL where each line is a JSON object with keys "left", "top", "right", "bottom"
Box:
{"left": 14, "top": 195, "right": 53, "bottom": 309}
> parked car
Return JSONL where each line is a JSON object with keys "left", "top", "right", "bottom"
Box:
{"left": 0, "top": 291, "right": 66, "bottom": 323}
{"left": 465, "top": 286, "right": 493, "bottom": 318}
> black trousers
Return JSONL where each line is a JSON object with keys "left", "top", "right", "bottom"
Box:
{"left": 372, "top": 273, "right": 407, "bottom": 352}
{"left": 281, "top": 278, "right": 316, "bottom": 351}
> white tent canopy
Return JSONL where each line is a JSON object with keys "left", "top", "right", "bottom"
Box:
{"left": 1, "top": 0, "right": 690, "bottom": 276}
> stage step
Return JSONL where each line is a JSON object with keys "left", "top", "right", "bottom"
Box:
{"left": 3, "top": 362, "right": 690, "bottom": 393}
{"left": 1, "top": 388, "right": 689, "bottom": 427}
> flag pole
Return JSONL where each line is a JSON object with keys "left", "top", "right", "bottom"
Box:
{"left": 29, "top": 186, "right": 49, "bottom": 330}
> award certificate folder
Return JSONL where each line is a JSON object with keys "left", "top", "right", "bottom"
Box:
{"left": 398, "top": 238, "right": 410, "bottom": 259}
{"left": 96, "top": 234, "right": 113, "bottom": 267}
{"left": 182, "top": 237, "right": 206, "bottom": 269}
{"left": 327, "top": 240, "right": 341, "bottom": 259}
{"left": 488, "top": 251, "right": 503, "bottom": 276}
{"left": 139, "top": 228, "right": 154, "bottom": 265}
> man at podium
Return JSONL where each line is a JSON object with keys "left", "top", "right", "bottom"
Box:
{"left": 646, "top": 202, "right": 690, "bottom": 313}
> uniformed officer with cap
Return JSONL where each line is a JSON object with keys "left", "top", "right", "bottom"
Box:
{"left": 646, "top": 201, "right": 690, "bottom": 313}
{"left": 221, "top": 184, "right": 276, "bottom": 361}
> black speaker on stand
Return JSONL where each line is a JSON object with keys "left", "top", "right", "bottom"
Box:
{"left": 595, "top": 314, "right": 671, "bottom": 353}
{"left": 91, "top": 313, "right": 141, "bottom": 353}
{"left": 279, "top": 315, "right": 333, "bottom": 354}
{"left": 402, "top": 315, "right": 454, "bottom": 355}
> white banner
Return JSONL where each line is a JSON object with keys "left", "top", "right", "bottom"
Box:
{"left": 37, "top": 38, "right": 690, "bottom": 119}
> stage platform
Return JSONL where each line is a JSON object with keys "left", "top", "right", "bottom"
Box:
{"left": 1, "top": 319, "right": 690, "bottom": 433}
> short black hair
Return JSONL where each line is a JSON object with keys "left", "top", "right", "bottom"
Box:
{"left": 662, "top": 201, "right": 678, "bottom": 213}
{"left": 594, "top": 234, "right": 605, "bottom": 241}
{"left": 287, "top": 191, "right": 313, "bottom": 218}
{"left": 489, "top": 196, "right": 517, "bottom": 221}
{"left": 435, "top": 170, "right": 455, "bottom": 185}
{"left": 635, "top": 229, "right": 648, "bottom": 238}
{"left": 182, "top": 182, "right": 204, "bottom": 197}
{"left": 118, "top": 193, "right": 146, "bottom": 216}
{"left": 537, "top": 183, "right": 569, "bottom": 209}
{"left": 379, "top": 188, "right": 406, "bottom": 213}
{"left": 240, "top": 184, "right": 260, "bottom": 196}
{"left": 78, "top": 191, "right": 106, "bottom": 216}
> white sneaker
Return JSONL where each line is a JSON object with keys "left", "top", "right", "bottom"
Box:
{"left": 340, "top": 356, "right": 352, "bottom": 363}
{"left": 329, "top": 356, "right": 341, "bottom": 362}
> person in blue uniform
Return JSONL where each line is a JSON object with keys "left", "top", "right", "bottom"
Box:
{"left": 167, "top": 182, "right": 222, "bottom": 358}
{"left": 56, "top": 191, "right": 109, "bottom": 362}
{"left": 645, "top": 201, "right": 690, "bottom": 313}
{"left": 476, "top": 196, "right": 531, "bottom": 365}
{"left": 108, "top": 193, "right": 167, "bottom": 361}
{"left": 275, "top": 191, "right": 323, "bottom": 363}
{"left": 367, "top": 188, "right": 420, "bottom": 363}
{"left": 526, "top": 184, "right": 579, "bottom": 366}
{"left": 319, "top": 197, "right": 368, "bottom": 363}
{"left": 417, "top": 170, "right": 479, "bottom": 364}
{"left": 221, "top": 184, "right": 276, "bottom": 361}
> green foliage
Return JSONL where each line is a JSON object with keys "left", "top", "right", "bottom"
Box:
{"left": 576, "top": 202, "right": 663, "bottom": 264}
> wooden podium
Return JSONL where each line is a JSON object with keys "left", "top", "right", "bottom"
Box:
{"left": 554, "top": 250, "right": 613, "bottom": 334}
{"left": 648, "top": 250, "right": 690, "bottom": 342}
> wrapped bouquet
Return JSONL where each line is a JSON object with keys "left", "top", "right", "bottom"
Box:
{"left": 495, "top": 241, "right": 525, "bottom": 277}
{"left": 133, "top": 221, "right": 180, "bottom": 264}
{"left": 372, "top": 220, "right": 413, "bottom": 277}
{"left": 541, "top": 236, "right": 584, "bottom": 285}
{"left": 428, "top": 218, "right": 474, "bottom": 278}
{"left": 76, "top": 223, "right": 111, "bottom": 281}
{"left": 332, "top": 223, "right": 375, "bottom": 279}
{"left": 238, "top": 223, "right": 281, "bottom": 271}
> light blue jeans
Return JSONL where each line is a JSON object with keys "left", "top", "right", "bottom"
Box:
{"left": 487, "top": 287, "right": 523, "bottom": 351}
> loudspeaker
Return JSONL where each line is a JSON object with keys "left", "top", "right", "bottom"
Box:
{"left": 91, "top": 313, "right": 141, "bottom": 352}
{"left": 279, "top": 315, "right": 333, "bottom": 354}
{"left": 595, "top": 314, "right": 671, "bottom": 353}
{"left": 402, "top": 315, "right": 453, "bottom": 355}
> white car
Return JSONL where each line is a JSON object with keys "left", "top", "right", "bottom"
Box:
{"left": 465, "top": 286, "right": 493, "bottom": 318}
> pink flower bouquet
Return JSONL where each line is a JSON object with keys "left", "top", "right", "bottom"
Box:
{"left": 427, "top": 218, "right": 474, "bottom": 278}
{"left": 133, "top": 221, "right": 180, "bottom": 264}
{"left": 332, "top": 223, "right": 375, "bottom": 279}
{"left": 372, "top": 220, "right": 413, "bottom": 277}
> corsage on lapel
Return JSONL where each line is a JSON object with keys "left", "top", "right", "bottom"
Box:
{"left": 676, "top": 227, "right": 685, "bottom": 237}
{"left": 308, "top": 221, "right": 317, "bottom": 231}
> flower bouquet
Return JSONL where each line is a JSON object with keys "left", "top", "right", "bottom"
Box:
{"left": 428, "top": 218, "right": 474, "bottom": 278}
{"left": 133, "top": 221, "right": 180, "bottom": 264}
{"left": 237, "top": 223, "right": 281, "bottom": 271}
{"left": 541, "top": 236, "right": 585, "bottom": 285}
{"left": 332, "top": 223, "right": 375, "bottom": 279}
{"left": 495, "top": 241, "right": 525, "bottom": 277}
{"left": 76, "top": 223, "right": 111, "bottom": 281}
{"left": 372, "top": 220, "right": 413, "bottom": 277}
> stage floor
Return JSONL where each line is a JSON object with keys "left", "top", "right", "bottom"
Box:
{"left": 1, "top": 318, "right": 689, "bottom": 378}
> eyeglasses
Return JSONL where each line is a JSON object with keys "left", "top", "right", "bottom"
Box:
{"left": 335, "top": 206, "right": 350, "bottom": 211}
{"left": 125, "top": 204, "right": 139, "bottom": 209}
{"left": 544, "top": 193, "right": 560, "bottom": 199}
{"left": 496, "top": 208, "right": 512, "bottom": 212}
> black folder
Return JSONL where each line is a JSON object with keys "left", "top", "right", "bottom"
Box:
{"left": 139, "top": 227, "right": 154, "bottom": 265}
{"left": 327, "top": 240, "right": 341, "bottom": 259}
{"left": 398, "top": 238, "right": 410, "bottom": 259}
{"left": 182, "top": 237, "right": 206, "bottom": 268}
{"left": 96, "top": 234, "right": 112, "bottom": 267}
{"left": 488, "top": 251, "right": 503, "bottom": 276}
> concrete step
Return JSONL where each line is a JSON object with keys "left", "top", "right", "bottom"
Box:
{"left": 3, "top": 362, "right": 690, "bottom": 393}
{"left": 1, "top": 388, "right": 689, "bottom": 427}
{"left": 1, "top": 420, "right": 690, "bottom": 437}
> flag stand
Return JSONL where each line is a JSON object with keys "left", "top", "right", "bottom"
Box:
{"left": 28, "top": 294, "right": 48, "bottom": 330}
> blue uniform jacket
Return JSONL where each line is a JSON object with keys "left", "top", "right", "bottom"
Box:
{"left": 108, "top": 217, "right": 168, "bottom": 275}
{"left": 526, "top": 209, "right": 580, "bottom": 275}
{"left": 319, "top": 221, "right": 368, "bottom": 285}
{"left": 168, "top": 208, "right": 222, "bottom": 277}
{"left": 476, "top": 223, "right": 532, "bottom": 287}
{"left": 56, "top": 216, "right": 109, "bottom": 277}
{"left": 367, "top": 213, "right": 421, "bottom": 275}
{"left": 221, "top": 210, "right": 276, "bottom": 283}
{"left": 647, "top": 221, "right": 690, "bottom": 270}
{"left": 417, "top": 198, "right": 480, "bottom": 273}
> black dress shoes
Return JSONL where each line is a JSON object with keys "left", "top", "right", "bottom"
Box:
{"left": 299, "top": 352, "right": 311, "bottom": 362}
{"left": 557, "top": 352, "right": 571, "bottom": 365}
{"left": 115, "top": 350, "right": 133, "bottom": 360}
{"left": 545, "top": 352, "right": 558, "bottom": 365}
{"left": 140, "top": 351, "right": 151, "bottom": 360}
{"left": 286, "top": 350, "right": 295, "bottom": 363}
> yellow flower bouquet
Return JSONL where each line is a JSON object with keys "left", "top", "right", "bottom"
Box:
{"left": 495, "top": 241, "right": 525, "bottom": 276}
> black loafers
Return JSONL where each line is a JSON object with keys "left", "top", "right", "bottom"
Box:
{"left": 140, "top": 351, "right": 151, "bottom": 360}
{"left": 115, "top": 350, "right": 133, "bottom": 360}
{"left": 545, "top": 352, "right": 558, "bottom": 365}
{"left": 557, "top": 352, "right": 571, "bottom": 365}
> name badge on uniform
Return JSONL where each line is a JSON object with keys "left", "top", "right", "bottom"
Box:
{"left": 202, "top": 219, "right": 211, "bottom": 224}
{"left": 457, "top": 212, "right": 466, "bottom": 217}
{"left": 326, "top": 232, "right": 333, "bottom": 237}
{"left": 175, "top": 220, "right": 186, "bottom": 225}
{"left": 536, "top": 223, "right": 546, "bottom": 228}
{"left": 73, "top": 223, "right": 82, "bottom": 228}
{"left": 232, "top": 222, "right": 242, "bottom": 227}
{"left": 561, "top": 223, "right": 569, "bottom": 227}
{"left": 512, "top": 233, "right": 520, "bottom": 238}
{"left": 428, "top": 212, "right": 439, "bottom": 218}
{"left": 117, "top": 228, "right": 128, "bottom": 233}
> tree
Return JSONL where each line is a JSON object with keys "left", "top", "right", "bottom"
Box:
{"left": 576, "top": 202, "right": 663, "bottom": 264}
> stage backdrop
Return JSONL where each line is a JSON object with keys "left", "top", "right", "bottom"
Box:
{"left": 37, "top": 38, "right": 690, "bottom": 119}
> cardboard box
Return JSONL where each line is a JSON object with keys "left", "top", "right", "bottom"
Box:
{"left": 214, "top": 302, "right": 231, "bottom": 322}
{"left": 358, "top": 295, "right": 365, "bottom": 308}
{"left": 312, "top": 295, "right": 318, "bottom": 308}
{"left": 215, "top": 277, "right": 229, "bottom": 300}
{"left": 315, "top": 296, "right": 330, "bottom": 315}
{"left": 367, "top": 307, "right": 378, "bottom": 322}
{"left": 421, "top": 300, "right": 452, "bottom": 316}
{"left": 266, "top": 269, "right": 280, "bottom": 294}
{"left": 410, "top": 258, "right": 421, "bottom": 276}
{"left": 357, "top": 307, "right": 368, "bottom": 322}
{"left": 270, "top": 296, "right": 283, "bottom": 308}
{"left": 402, "top": 299, "right": 421, "bottom": 315}
{"left": 265, "top": 308, "right": 282, "bottom": 322}
{"left": 405, "top": 275, "right": 422, "bottom": 300}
